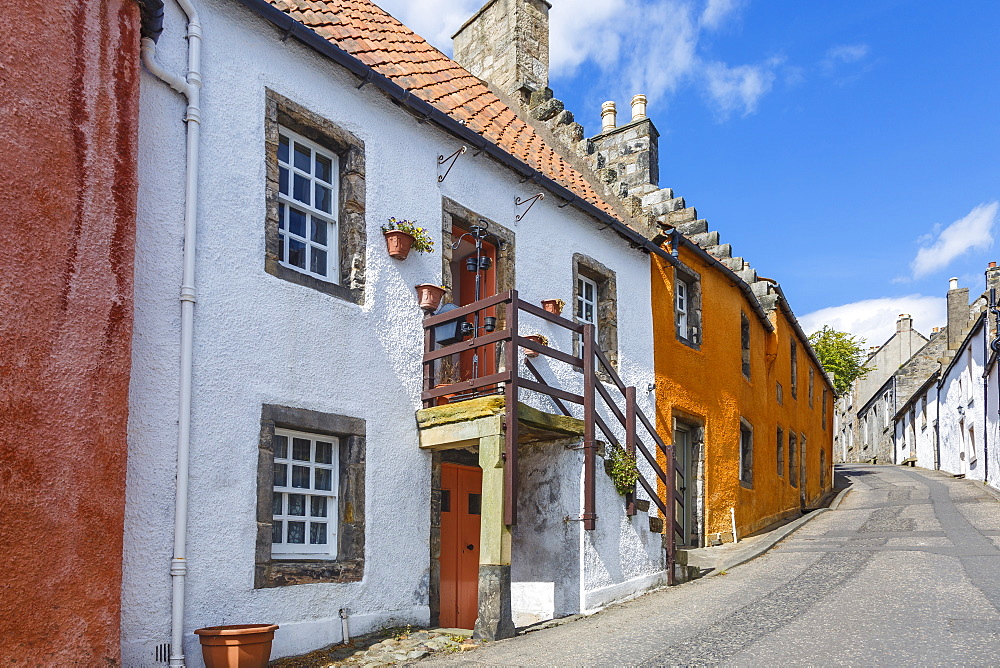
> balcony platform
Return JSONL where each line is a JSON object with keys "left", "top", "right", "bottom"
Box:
{"left": 416, "top": 396, "right": 584, "bottom": 451}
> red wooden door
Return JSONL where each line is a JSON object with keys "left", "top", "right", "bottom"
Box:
{"left": 453, "top": 226, "right": 497, "bottom": 381}
{"left": 439, "top": 463, "right": 482, "bottom": 629}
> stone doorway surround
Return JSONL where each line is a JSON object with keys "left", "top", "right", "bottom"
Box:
{"left": 417, "top": 396, "right": 584, "bottom": 640}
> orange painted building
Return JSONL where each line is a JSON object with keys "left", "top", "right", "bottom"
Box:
{"left": 651, "top": 238, "right": 835, "bottom": 546}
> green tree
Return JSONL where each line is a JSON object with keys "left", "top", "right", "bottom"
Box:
{"left": 808, "top": 325, "right": 872, "bottom": 395}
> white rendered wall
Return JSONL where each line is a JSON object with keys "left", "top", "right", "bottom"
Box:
{"left": 987, "top": 359, "right": 1000, "bottom": 490}
{"left": 937, "top": 330, "right": 985, "bottom": 481}
{"left": 125, "top": 0, "right": 661, "bottom": 664}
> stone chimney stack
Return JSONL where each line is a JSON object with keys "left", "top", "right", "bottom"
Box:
{"left": 947, "top": 277, "right": 970, "bottom": 350}
{"left": 986, "top": 262, "right": 1000, "bottom": 340}
{"left": 896, "top": 313, "right": 912, "bottom": 333}
{"left": 587, "top": 95, "right": 660, "bottom": 201}
{"left": 453, "top": 0, "right": 551, "bottom": 106}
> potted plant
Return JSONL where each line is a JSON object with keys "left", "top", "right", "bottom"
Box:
{"left": 606, "top": 445, "right": 639, "bottom": 496}
{"left": 540, "top": 298, "right": 565, "bottom": 316}
{"left": 415, "top": 284, "right": 446, "bottom": 312}
{"left": 522, "top": 333, "right": 549, "bottom": 358}
{"left": 194, "top": 624, "right": 279, "bottom": 668}
{"left": 382, "top": 218, "right": 435, "bottom": 260}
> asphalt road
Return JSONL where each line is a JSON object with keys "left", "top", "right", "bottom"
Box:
{"left": 425, "top": 465, "right": 1000, "bottom": 666}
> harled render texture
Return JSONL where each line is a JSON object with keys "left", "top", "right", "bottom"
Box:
{"left": 0, "top": 0, "right": 140, "bottom": 663}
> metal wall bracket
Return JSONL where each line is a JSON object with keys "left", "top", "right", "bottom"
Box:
{"left": 437, "top": 145, "right": 467, "bottom": 183}
{"left": 515, "top": 192, "right": 545, "bottom": 222}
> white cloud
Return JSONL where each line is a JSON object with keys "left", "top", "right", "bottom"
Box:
{"left": 700, "top": 0, "right": 742, "bottom": 30}
{"left": 374, "top": 0, "right": 780, "bottom": 120}
{"left": 824, "top": 43, "right": 869, "bottom": 65}
{"left": 703, "top": 59, "right": 777, "bottom": 117}
{"left": 799, "top": 295, "right": 946, "bottom": 348}
{"left": 910, "top": 202, "right": 998, "bottom": 279}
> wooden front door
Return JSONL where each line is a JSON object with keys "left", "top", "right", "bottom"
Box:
{"left": 673, "top": 423, "right": 697, "bottom": 547}
{"left": 439, "top": 463, "right": 482, "bottom": 629}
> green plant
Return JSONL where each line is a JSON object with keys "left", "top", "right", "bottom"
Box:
{"left": 382, "top": 218, "right": 435, "bottom": 253}
{"left": 607, "top": 445, "right": 639, "bottom": 495}
{"left": 808, "top": 325, "right": 872, "bottom": 395}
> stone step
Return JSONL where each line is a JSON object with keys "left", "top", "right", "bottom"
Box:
{"left": 737, "top": 267, "right": 758, "bottom": 284}
{"left": 688, "top": 230, "right": 720, "bottom": 247}
{"left": 640, "top": 186, "right": 675, "bottom": 207}
{"left": 676, "top": 219, "right": 708, "bottom": 236}
{"left": 667, "top": 206, "right": 695, "bottom": 224}
{"left": 706, "top": 243, "right": 732, "bottom": 259}
{"left": 720, "top": 256, "right": 744, "bottom": 271}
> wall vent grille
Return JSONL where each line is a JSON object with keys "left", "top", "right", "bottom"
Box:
{"left": 155, "top": 643, "right": 171, "bottom": 663}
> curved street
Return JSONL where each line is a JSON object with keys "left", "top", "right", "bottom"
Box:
{"left": 426, "top": 465, "right": 1000, "bottom": 666}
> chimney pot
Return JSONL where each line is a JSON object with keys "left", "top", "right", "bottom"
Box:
{"left": 631, "top": 94, "right": 647, "bottom": 121}
{"left": 949, "top": 277, "right": 959, "bottom": 290}
{"left": 989, "top": 261, "right": 997, "bottom": 269}
{"left": 601, "top": 101, "right": 617, "bottom": 132}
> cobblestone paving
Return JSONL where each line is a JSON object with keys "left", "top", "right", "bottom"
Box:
{"left": 421, "top": 466, "right": 1000, "bottom": 666}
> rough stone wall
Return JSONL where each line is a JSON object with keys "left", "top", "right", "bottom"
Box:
{"left": 948, "top": 287, "right": 971, "bottom": 350}
{"left": 453, "top": 0, "right": 550, "bottom": 107}
{"left": 0, "top": 0, "right": 140, "bottom": 663}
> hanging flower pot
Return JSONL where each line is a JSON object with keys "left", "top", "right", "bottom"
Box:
{"left": 194, "top": 624, "right": 279, "bottom": 668}
{"left": 415, "top": 283, "right": 446, "bottom": 312}
{"left": 382, "top": 218, "right": 435, "bottom": 260}
{"left": 522, "top": 334, "right": 549, "bottom": 358}
{"left": 540, "top": 299, "right": 565, "bottom": 316}
{"left": 384, "top": 230, "right": 415, "bottom": 260}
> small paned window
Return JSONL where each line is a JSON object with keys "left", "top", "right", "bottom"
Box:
{"left": 788, "top": 432, "right": 798, "bottom": 487}
{"left": 822, "top": 389, "right": 828, "bottom": 429}
{"left": 820, "top": 449, "right": 827, "bottom": 488}
{"left": 921, "top": 396, "right": 927, "bottom": 428}
{"left": 883, "top": 391, "right": 891, "bottom": 428}
{"left": 277, "top": 128, "right": 339, "bottom": 283}
{"left": 808, "top": 367, "right": 815, "bottom": 407}
{"left": 776, "top": 427, "right": 784, "bottom": 477}
{"left": 576, "top": 275, "right": 598, "bottom": 326}
{"left": 739, "top": 421, "right": 753, "bottom": 486}
{"left": 790, "top": 339, "right": 798, "bottom": 399}
{"left": 740, "top": 313, "right": 751, "bottom": 379}
{"left": 676, "top": 279, "right": 689, "bottom": 334}
{"left": 776, "top": 382, "right": 783, "bottom": 406}
{"left": 272, "top": 429, "right": 339, "bottom": 557}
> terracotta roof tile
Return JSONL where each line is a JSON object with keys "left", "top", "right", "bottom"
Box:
{"left": 267, "top": 0, "right": 619, "bottom": 219}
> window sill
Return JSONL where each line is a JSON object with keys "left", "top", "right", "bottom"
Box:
{"left": 677, "top": 335, "right": 701, "bottom": 351}
{"left": 739, "top": 480, "right": 753, "bottom": 490}
{"left": 267, "top": 261, "right": 363, "bottom": 305}
{"left": 255, "top": 557, "right": 364, "bottom": 588}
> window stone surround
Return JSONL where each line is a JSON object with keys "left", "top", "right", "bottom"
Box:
{"left": 265, "top": 89, "right": 366, "bottom": 304}
{"left": 674, "top": 263, "right": 702, "bottom": 351}
{"left": 572, "top": 253, "right": 618, "bottom": 373}
{"left": 255, "top": 404, "right": 366, "bottom": 588}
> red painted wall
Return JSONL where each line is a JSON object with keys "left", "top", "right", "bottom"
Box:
{"left": 0, "top": 0, "right": 140, "bottom": 663}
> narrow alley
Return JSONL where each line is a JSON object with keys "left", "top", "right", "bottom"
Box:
{"left": 425, "top": 465, "right": 1000, "bottom": 666}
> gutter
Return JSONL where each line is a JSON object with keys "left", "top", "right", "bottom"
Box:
{"left": 230, "top": 0, "right": 678, "bottom": 270}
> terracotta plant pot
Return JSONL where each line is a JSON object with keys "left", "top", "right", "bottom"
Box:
{"left": 384, "top": 230, "right": 415, "bottom": 260}
{"left": 415, "top": 283, "right": 446, "bottom": 312}
{"left": 540, "top": 299, "right": 565, "bottom": 316}
{"left": 522, "top": 334, "right": 547, "bottom": 358}
{"left": 194, "top": 624, "right": 279, "bottom": 668}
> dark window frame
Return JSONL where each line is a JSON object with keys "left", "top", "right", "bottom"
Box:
{"left": 739, "top": 419, "right": 754, "bottom": 488}
{"left": 790, "top": 339, "right": 798, "bottom": 399}
{"left": 740, "top": 312, "right": 751, "bottom": 379}
{"left": 674, "top": 264, "right": 702, "bottom": 349}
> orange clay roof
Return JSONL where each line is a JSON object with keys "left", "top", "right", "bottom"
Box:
{"left": 267, "top": 0, "right": 620, "bottom": 219}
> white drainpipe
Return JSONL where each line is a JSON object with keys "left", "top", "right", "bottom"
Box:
{"left": 140, "top": 1, "right": 202, "bottom": 666}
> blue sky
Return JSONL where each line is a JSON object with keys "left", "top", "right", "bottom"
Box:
{"left": 378, "top": 0, "right": 999, "bottom": 344}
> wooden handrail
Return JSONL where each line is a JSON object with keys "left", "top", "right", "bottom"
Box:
{"left": 421, "top": 369, "right": 511, "bottom": 400}
{"left": 515, "top": 336, "right": 584, "bottom": 368}
{"left": 594, "top": 346, "right": 627, "bottom": 394}
{"left": 594, "top": 381, "right": 628, "bottom": 428}
{"left": 518, "top": 378, "right": 584, "bottom": 406}
{"left": 524, "top": 358, "right": 571, "bottom": 416}
{"left": 517, "top": 300, "right": 584, "bottom": 333}
{"left": 422, "top": 290, "right": 512, "bottom": 326}
{"left": 422, "top": 328, "right": 511, "bottom": 363}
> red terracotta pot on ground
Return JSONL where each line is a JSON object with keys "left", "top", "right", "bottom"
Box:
{"left": 384, "top": 230, "right": 415, "bottom": 259}
{"left": 194, "top": 624, "right": 279, "bottom": 668}
{"left": 415, "top": 283, "right": 446, "bottom": 312}
{"left": 540, "top": 299, "right": 564, "bottom": 316}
